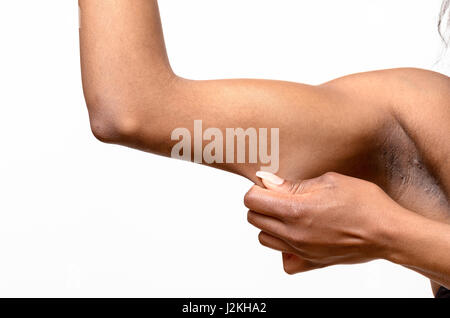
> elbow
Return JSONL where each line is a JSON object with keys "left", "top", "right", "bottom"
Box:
{"left": 89, "top": 112, "right": 140, "bottom": 144}
{"left": 82, "top": 73, "right": 181, "bottom": 144}
{"left": 84, "top": 94, "right": 141, "bottom": 144}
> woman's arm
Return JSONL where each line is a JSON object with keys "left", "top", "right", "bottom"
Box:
{"left": 387, "top": 210, "right": 450, "bottom": 289}
{"left": 80, "top": 0, "right": 450, "bottom": 294}
{"left": 78, "top": 0, "right": 394, "bottom": 184}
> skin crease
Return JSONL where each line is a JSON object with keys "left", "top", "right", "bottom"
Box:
{"left": 79, "top": 0, "right": 450, "bottom": 295}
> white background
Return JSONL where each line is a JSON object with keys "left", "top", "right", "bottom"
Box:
{"left": 0, "top": 0, "right": 447, "bottom": 297}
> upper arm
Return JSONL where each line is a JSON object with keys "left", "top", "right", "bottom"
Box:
{"left": 78, "top": 0, "right": 396, "bottom": 183}
{"left": 96, "top": 74, "right": 395, "bottom": 183}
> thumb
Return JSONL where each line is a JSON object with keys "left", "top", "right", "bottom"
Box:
{"left": 255, "top": 170, "right": 297, "bottom": 194}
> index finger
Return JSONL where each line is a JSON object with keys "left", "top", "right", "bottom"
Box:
{"left": 244, "top": 185, "right": 304, "bottom": 220}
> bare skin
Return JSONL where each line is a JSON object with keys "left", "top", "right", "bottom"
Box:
{"left": 79, "top": 0, "right": 450, "bottom": 295}
{"left": 245, "top": 171, "right": 450, "bottom": 292}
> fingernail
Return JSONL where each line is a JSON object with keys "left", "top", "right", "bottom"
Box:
{"left": 256, "top": 171, "right": 284, "bottom": 185}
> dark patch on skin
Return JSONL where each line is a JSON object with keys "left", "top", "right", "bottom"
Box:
{"left": 376, "top": 121, "right": 449, "bottom": 218}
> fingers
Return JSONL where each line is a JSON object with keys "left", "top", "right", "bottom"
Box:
{"left": 258, "top": 232, "right": 318, "bottom": 274}
{"left": 255, "top": 170, "right": 325, "bottom": 194}
{"left": 256, "top": 171, "right": 291, "bottom": 192}
{"left": 247, "top": 172, "right": 345, "bottom": 275}
{"left": 282, "top": 252, "right": 318, "bottom": 274}
{"left": 246, "top": 171, "right": 331, "bottom": 220}
{"left": 258, "top": 231, "right": 297, "bottom": 253}
{"left": 244, "top": 186, "right": 303, "bottom": 219}
{"left": 257, "top": 232, "right": 319, "bottom": 274}
{"left": 247, "top": 211, "right": 287, "bottom": 238}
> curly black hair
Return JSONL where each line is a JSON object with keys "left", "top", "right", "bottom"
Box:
{"left": 439, "top": 0, "right": 450, "bottom": 46}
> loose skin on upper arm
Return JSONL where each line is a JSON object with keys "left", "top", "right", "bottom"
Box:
{"left": 155, "top": 76, "right": 392, "bottom": 184}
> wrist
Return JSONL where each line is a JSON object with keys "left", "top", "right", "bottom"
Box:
{"left": 371, "top": 205, "right": 414, "bottom": 263}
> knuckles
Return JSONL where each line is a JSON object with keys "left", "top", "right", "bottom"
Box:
{"left": 287, "top": 182, "right": 302, "bottom": 194}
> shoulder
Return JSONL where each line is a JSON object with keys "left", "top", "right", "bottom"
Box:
{"left": 322, "top": 68, "right": 450, "bottom": 93}
{"left": 381, "top": 68, "right": 450, "bottom": 118}
{"left": 321, "top": 67, "right": 450, "bottom": 112}
{"left": 382, "top": 68, "right": 450, "bottom": 98}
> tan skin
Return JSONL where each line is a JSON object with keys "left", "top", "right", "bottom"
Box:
{"left": 246, "top": 172, "right": 450, "bottom": 293}
{"left": 79, "top": 0, "right": 450, "bottom": 295}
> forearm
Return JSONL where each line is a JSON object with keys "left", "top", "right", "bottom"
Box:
{"left": 383, "top": 208, "right": 450, "bottom": 289}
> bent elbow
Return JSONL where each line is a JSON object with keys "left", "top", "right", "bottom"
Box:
{"left": 85, "top": 95, "right": 141, "bottom": 144}
{"left": 89, "top": 113, "right": 140, "bottom": 144}
{"left": 82, "top": 74, "right": 181, "bottom": 144}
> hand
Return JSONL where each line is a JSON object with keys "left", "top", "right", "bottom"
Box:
{"left": 244, "top": 171, "right": 405, "bottom": 274}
